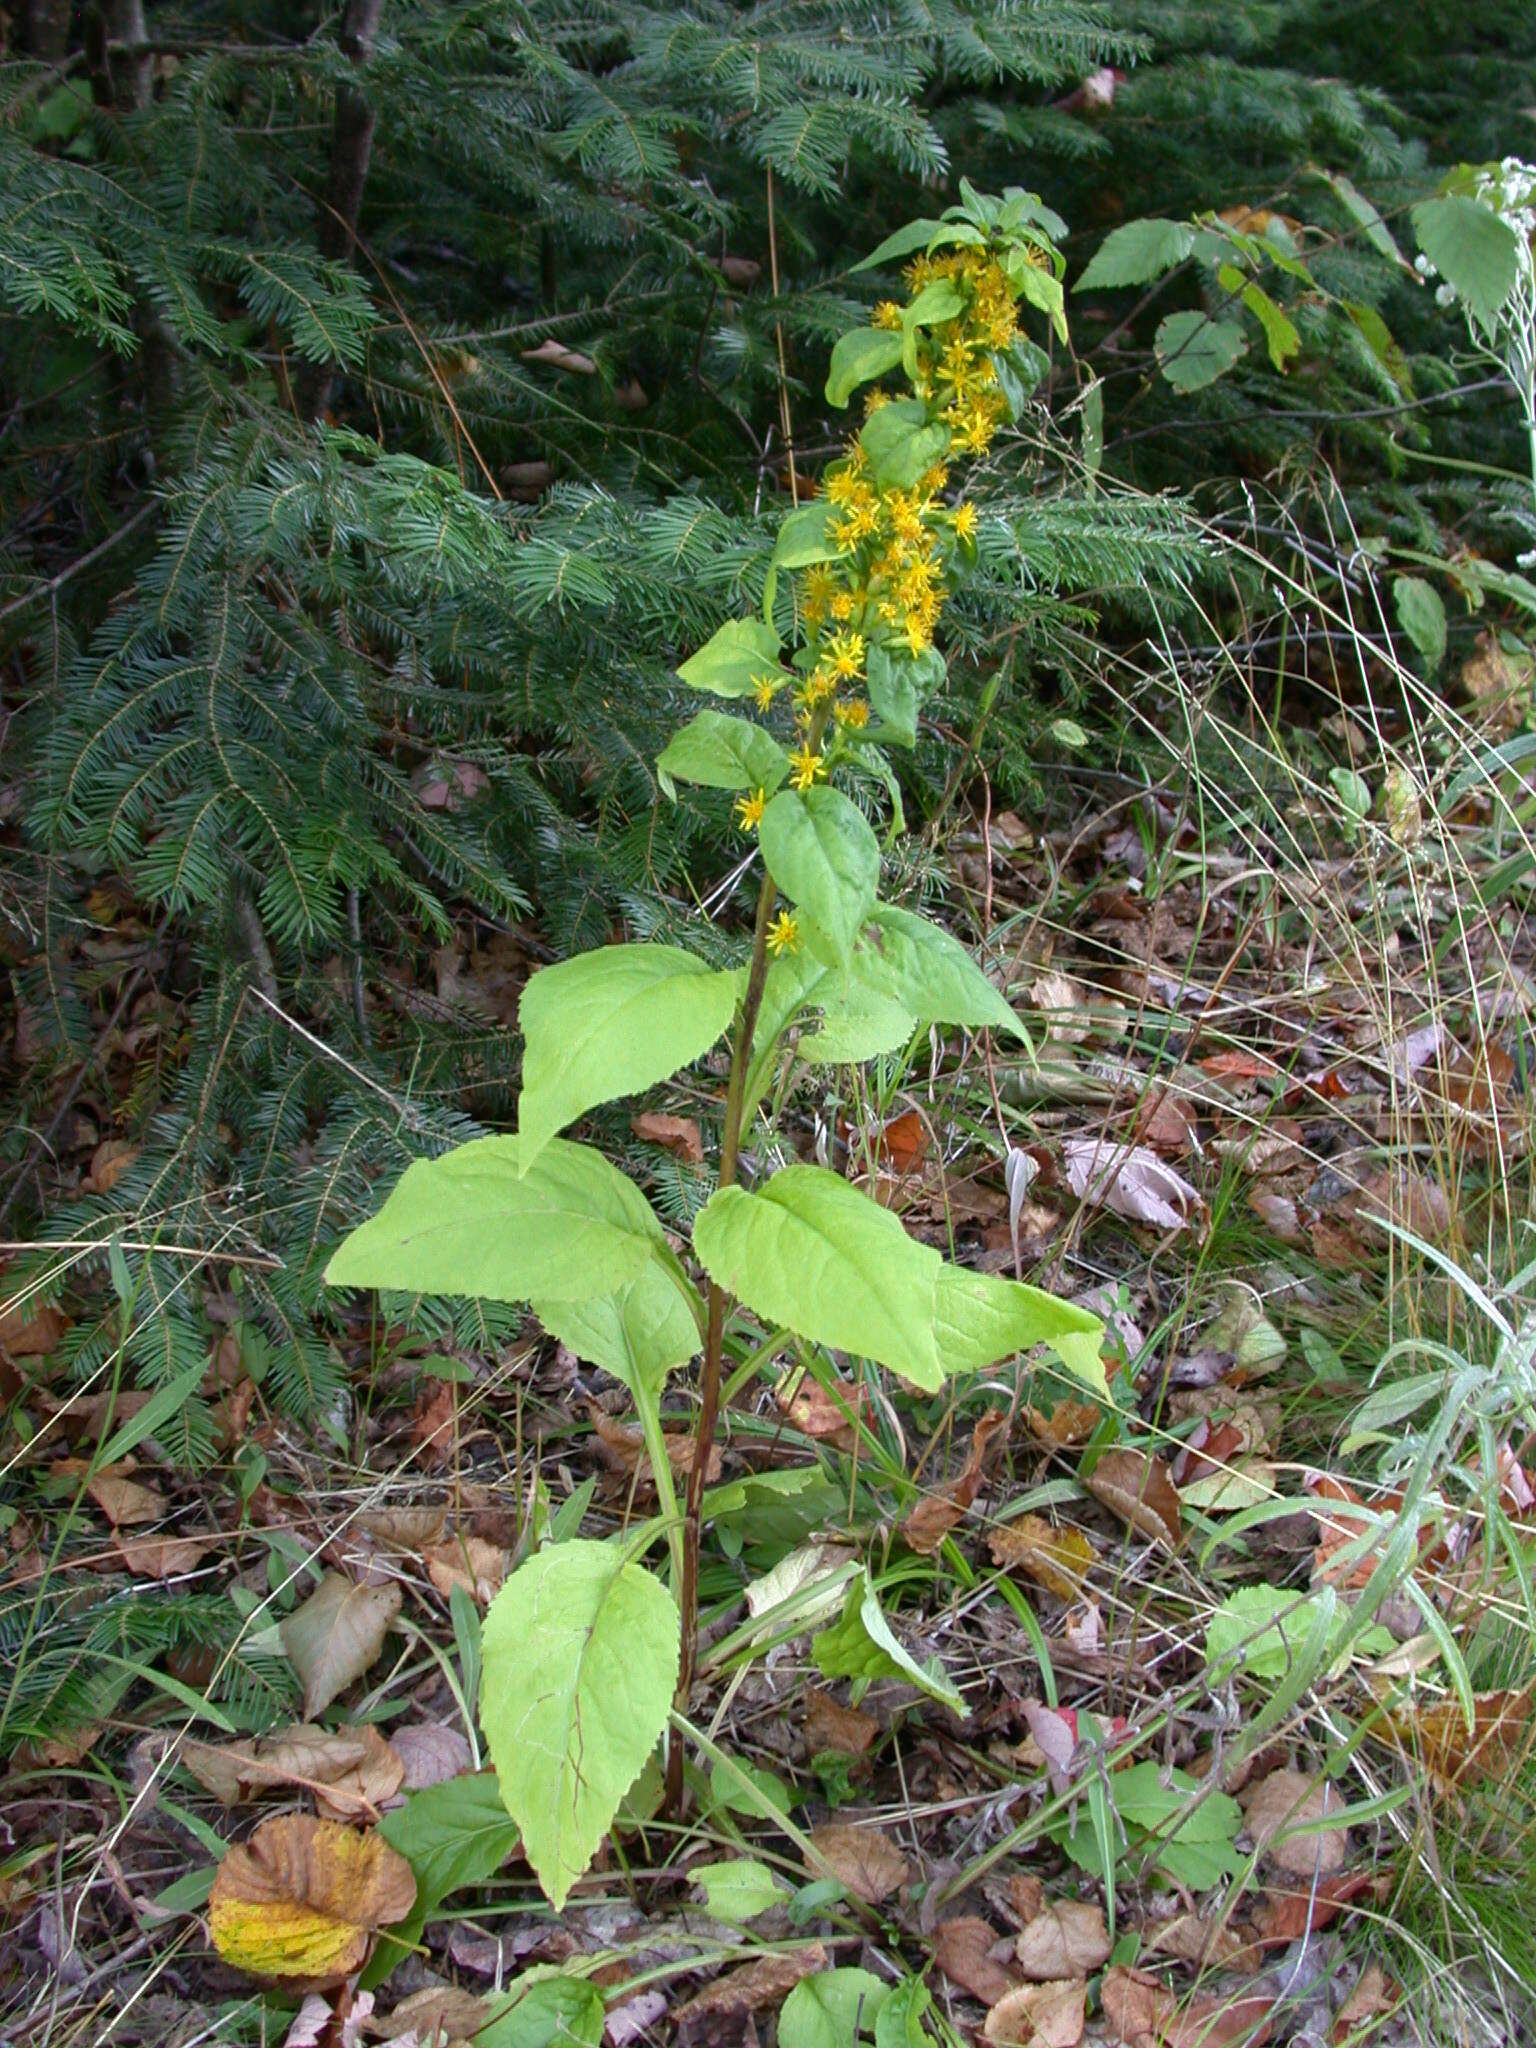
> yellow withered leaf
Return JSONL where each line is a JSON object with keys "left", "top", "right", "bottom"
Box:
{"left": 208, "top": 1814, "right": 416, "bottom": 1987}
{"left": 989, "top": 1514, "right": 1094, "bottom": 1600}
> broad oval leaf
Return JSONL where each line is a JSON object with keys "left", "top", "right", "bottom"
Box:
{"left": 280, "top": 1572, "right": 402, "bottom": 1720}
{"left": 1154, "top": 310, "right": 1247, "bottom": 392}
{"left": 764, "top": 499, "right": 839, "bottom": 620}
{"left": 532, "top": 1260, "right": 703, "bottom": 1398}
{"left": 679, "top": 617, "right": 782, "bottom": 697}
{"left": 209, "top": 1814, "right": 416, "bottom": 1988}
{"left": 780, "top": 1969, "right": 890, "bottom": 2048}
{"left": 480, "top": 1540, "right": 680, "bottom": 1910}
{"left": 852, "top": 904, "right": 1027, "bottom": 1043}
{"left": 658, "top": 710, "right": 790, "bottom": 794}
{"left": 325, "top": 1135, "right": 665, "bottom": 1304}
{"left": 1076, "top": 218, "right": 1194, "bottom": 292}
{"left": 693, "top": 1164, "right": 1104, "bottom": 1393}
{"left": 518, "top": 943, "right": 740, "bottom": 1165}
{"left": 759, "top": 787, "right": 880, "bottom": 967}
{"left": 859, "top": 397, "right": 952, "bottom": 488}
{"left": 812, "top": 1568, "right": 965, "bottom": 1712}
{"left": 1412, "top": 195, "right": 1520, "bottom": 329}
{"left": 826, "top": 326, "right": 905, "bottom": 408}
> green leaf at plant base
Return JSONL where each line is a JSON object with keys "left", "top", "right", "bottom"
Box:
{"left": 799, "top": 989, "right": 918, "bottom": 1064}
{"left": 859, "top": 398, "right": 952, "bottom": 489}
{"left": 759, "top": 787, "right": 880, "bottom": 967}
{"left": 1054, "top": 1760, "right": 1241, "bottom": 1890}
{"left": 1393, "top": 574, "right": 1446, "bottom": 673}
{"left": 1204, "top": 1585, "right": 1394, "bottom": 1684}
{"left": 826, "top": 327, "right": 905, "bottom": 408}
{"left": 875, "top": 1979, "right": 934, "bottom": 2048}
{"left": 694, "top": 1164, "right": 1104, "bottom": 1395}
{"left": 679, "top": 616, "right": 783, "bottom": 697}
{"left": 1154, "top": 310, "right": 1247, "bottom": 391}
{"left": 658, "top": 711, "right": 790, "bottom": 795}
{"left": 692, "top": 1858, "right": 787, "bottom": 1923}
{"left": 1075, "top": 219, "right": 1194, "bottom": 291}
{"left": 853, "top": 904, "right": 1027, "bottom": 1042}
{"left": 325, "top": 1135, "right": 666, "bottom": 1304}
{"left": 474, "top": 1976, "right": 606, "bottom": 2048}
{"left": 812, "top": 1569, "right": 964, "bottom": 1712}
{"left": 518, "top": 943, "right": 741, "bottom": 1165}
{"left": 532, "top": 1258, "right": 702, "bottom": 1398}
{"left": 480, "top": 1539, "right": 679, "bottom": 1910}
{"left": 1412, "top": 195, "right": 1520, "bottom": 329}
{"left": 780, "top": 1968, "right": 890, "bottom": 2048}
{"left": 377, "top": 1770, "right": 521, "bottom": 1918}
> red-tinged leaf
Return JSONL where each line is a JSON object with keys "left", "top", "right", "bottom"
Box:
{"left": 631, "top": 1112, "right": 705, "bottom": 1163}
{"left": 1083, "top": 1448, "right": 1183, "bottom": 1548}
{"left": 932, "top": 1916, "right": 1020, "bottom": 2006}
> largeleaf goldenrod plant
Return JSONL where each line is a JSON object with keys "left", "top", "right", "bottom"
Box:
{"left": 325, "top": 186, "right": 1108, "bottom": 1911}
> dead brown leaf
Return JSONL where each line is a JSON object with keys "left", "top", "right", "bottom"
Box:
{"left": 357, "top": 1506, "right": 449, "bottom": 1549}
{"left": 804, "top": 1689, "right": 879, "bottom": 1758}
{"left": 989, "top": 1514, "right": 1094, "bottom": 1599}
{"left": 902, "top": 1409, "right": 1008, "bottom": 1553}
{"left": 1083, "top": 1448, "right": 1183, "bottom": 1548}
{"left": 0, "top": 1300, "right": 69, "bottom": 1357}
{"left": 631, "top": 1112, "right": 704, "bottom": 1163}
{"left": 588, "top": 1406, "right": 722, "bottom": 1485}
{"left": 86, "top": 1469, "right": 167, "bottom": 1527}
{"left": 674, "top": 1944, "right": 827, "bottom": 2020}
{"left": 112, "top": 1531, "right": 211, "bottom": 1578}
{"left": 1382, "top": 1682, "right": 1536, "bottom": 1786}
{"left": 1138, "top": 1914, "right": 1248, "bottom": 1971}
{"left": 1238, "top": 1770, "right": 1349, "bottom": 1876}
{"left": 208, "top": 1814, "right": 416, "bottom": 1988}
{"left": 424, "top": 1535, "right": 507, "bottom": 1606}
{"left": 1163, "top": 1993, "right": 1275, "bottom": 2048}
{"left": 1014, "top": 1900, "right": 1110, "bottom": 1980}
{"left": 984, "top": 1978, "right": 1087, "bottom": 2048}
{"left": 776, "top": 1375, "right": 865, "bottom": 1450}
{"left": 86, "top": 1139, "right": 140, "bottom": 1193}
{"left": 183, "top": 1723, "right": 404, "bottom": 1821}
{"left": 1100, "top": 1968, "right": 1176, "bottom": 2048}
{"left": 1061, "top": 1137, "right": 1200, "bottom": 1232}
{"left": 1332, "top": 1965, "right": 1397, "bottom": 2045}
{"left": 1249, "top": 1869, "right": 1376, "bottom": 1946}
{"left": 1023, "top": 1399, "right": 1103, "bottom": 1448}
{"left": 280, "top": 1574, "right": 403, "bottom": 1720}
{"left": 932, "top": 1916, "right": 1019, "bottom": 2005}
{"left": 807, "top": 1822, "right": 908, "bottom": 1904}
{"left": 390, "top": 1722, "right": 473, "bottom": 1789}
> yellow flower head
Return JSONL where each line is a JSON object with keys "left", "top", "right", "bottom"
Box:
{"left": 953, "top": 501, "right": 978, "bottom": 543}
{"left": 872, "top": 301, "right": 904, "bottom": 331}
{"left": 752, "top": 672, "right": 780, "bottom": 712}
{"left": 788, "top": 741, "right": 827, "bottom": 791}
{"left": 766, "top": 909, "right": 800, "bottom": 956}
{"left": 826, "top": 628, "right": 866, "bottom": 681}
{"left": 834, "top": 697, "right": 870, "bottom": 729}
{"left": 830, "top": 587, "right": 856, "bottom": 621}
{"left": 734, "top": 786, "right": 766, "bottom": 832}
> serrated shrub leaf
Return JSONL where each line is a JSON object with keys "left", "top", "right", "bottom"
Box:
{"left": 518, "top": 943, "right": 741, "bottom": 1164}
{"left": 679, "top": 617, "right": 782, "bottom": 696}
{"left": 324, "top": 1135, "right": 665, "bottom": 1303}
{"left": 1412, "top": 196, "right": 1520, "bottom": 328}
{"left": 1075, "top": 219, "right": 1195, "bottom": 291}
{"left": 693, "top": 1164, "right": 1104, "bottom": 1393}
{"left": 759, "top": 787, "right": 880, "bottom": 967}
{"left": 1392, "top": 574, "right": 1446, "bottom": 673}
{"left": 1154, "top": 310, "right": 1247, "bottom": 391}
{"left": 480, "top": 1540, "right": 679, "bottom": 1910}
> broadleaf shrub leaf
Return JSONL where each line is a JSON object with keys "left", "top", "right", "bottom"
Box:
{"left": 1154, "top": 310, "right": 1247, "bottom": 391}
{"left": 480, "top": 1539, "right": 679, "bottom": 1910}
{"left": 1076, "top": 219, "right": 1194, "bottom": 291}
{"left": 1412, "top": 196, "right": 1520, "bottom": 328}
{"left": 658, "top": 711, "right": 790, "bottom": 794}
{"left": 679, "top": 617, "right": 782, "bottom": 697}
{"left": 759, "top": 787, "right": 880, "bottom": 967}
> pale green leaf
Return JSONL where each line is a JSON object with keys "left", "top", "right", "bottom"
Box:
{"left": 532, "top": 1261, "right": 702, "bottom": 1398}
{"left": 765, "top": 499, "right": 840, "bottom": 619}
{"left": 691, "top": 1858, "right": 786, "bottom": 1922}
{"left": 851, "top": 218, "right": 983, "bottom": 273}
{"left": 827, "top": 328, "right": 904, "bottom": 408}
{"left": 1412, "top": 196, "right": 1520, "bottom": 328}
{"left": 852, "top": 904, "right": 1026, "bottom": 1042}
{"left": 325, "top": 1136, "right": 665, "bottom": 1304}
{"left": 1076, "top": 219, "right": 1194, "bottom": 292}
{"left": 780, "top": 1970, "right": 889, "bottom": 2048}
{"left": 1393, "top": 574, "right": 1446, "bottom": 673}
{"left": 759, "top": 787, "right": 880, "bottom": 967}
{"left": 859, "top": 399, "right": 952, "bottom": 489}
{"left": 1154, "top": 310, "right": 1247, "bottom": 391}
{"left": 475, "top": 1977, "right": 606, "bottom": 2048}
{"left": 799, "top": 989, "right": 918, "bottom": 1064}
{"left": 657, "top": 711, "right": 789, "bottom": 795}
{"left": 480, "top": 1540, "right": 679, "bottom": 1910}
{"left": 679, "top": 617, "right": 782, "bottom": 697}
{"left": 811, "top": 1570, "right": 964, "bottom": 1712}
{"left": 518, "top": 944, "right": 740, "bottom": 1164}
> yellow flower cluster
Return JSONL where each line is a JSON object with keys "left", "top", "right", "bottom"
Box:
{"left": 906, "top": 247, "right": 1021, "bottom": 456}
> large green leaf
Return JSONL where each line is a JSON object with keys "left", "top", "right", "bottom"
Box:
{"left": 780, "top": 1970, "right": 890, "bottom": 2048}
{"left": 1393, "top": 574, "right": 1446, "bottom": 674}
{"left": 518, "top": 943, "right": 740, "bottom": 1164}
{"left": 378, "top": 1770, "right": 521, "bottom": 1917}
{"left": 759, "top": 787, "right": 880, "bottom": 967}
{"left": 1076, "top": 219, "right": 1194, "bottom": 291}
{"left": 693, "top": 1164, "right": 1103, "bottom": 1393}
{"left": 1412, "top": 195, "right": 1521, "bottom": 329}
{"left": 764, "top": 499, "right": 839, "bottom": 620}
{"left": 679, "top": 617, "right": 782, "bottom": 697}
{"left": 480, "top": 1541, "right": 679, "bottom": 1910}
{"left": 325, "top": 1135, "right": 665, "bottom": 1304}
{"left": 532, "top": 1260, "right": 702, "bottom": 1398}
{"left": 859, "top": 399, "right": 952, "bottom": 489}
{"left": 658, "top": 711, "right": 789, "bottom": 795}
{"left": 811, "top": 1570, "right": 964, "bottom": 1712}
{"left": 475, "top": 1978, "right": 607, "bottom": 2048}
{"left": 853, "top": 904, "right": 1026, "bottom": 1041}
{"left": 1154, "top": 310, "right": 1247, "bottom": 391}
{"left": 826, "top": 327, "right": 905, "bottom": 408}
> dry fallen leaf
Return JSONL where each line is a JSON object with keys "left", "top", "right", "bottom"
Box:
{"left": 804, "top": 1688, "right": 879, "bottom": 1758}
{"left": 208, "top": 1815, "right": 415, "bottom": 1987}
{"left": 112, "top": 1531, "right": 212, "bottom": 1578}
{"left": 390, "top": 1721, "right": 473, "bottom": 1790}
{"left": 1238, "top": 1770, "right": 1349, "bottom": 1876}
{"left": 86, "top": 1139, "right": 140, "bottom": 1193}
{"left": 984, "top": 1977, "right": 1087, "bottom": 2048}
{"left": 1162, "top": 1992, "right": 1275, "bottom": 2048}
{"left": 424, "top": 1535, "right": 507, "bottom": 1606}
{"left": 1382, "top": 1682, "right": 1536, "bottom": 1787}
{"left": 808, "top": 1822, "right": 908, "bottom": 1904}
{"left": 674, "top": 1943, "right": 827, "bottom": 2020}
{"left": 631, "top": 1112, "right": 705, "bottom": 1163}
{"left": 1249, "top": 1869, "right": 1375, "bottom": 1946}
{"left": 1014, "top": 1899, "right": 1111, "bottom": 1980}
{"left": 989, "top": 1514, "right": 1094, "bottom": 1600}
{"left": 377, "top": 1984, "right": 505, "bottom": 2045}
{"left": 776, "top": 1375, "right": 865, "bottom": 1450}
{"left": 1138, "top": 1913, "right": 1248, "bottom": 1970}
{"left": 1100, "top": 1966, "right": 1175, "bottom": 2048}
{"left": 0, "top": 1301, "right": 69, "bottom": 1357}
{"left": 1332, "top": 1964, "right": 1397, "bottom": 2045}
{"left": 1030, "top": 970, "right": 1092, "bottom": 1044}
{"left": 902, "top": 1409, "right": 1008, "bottom": 1554}
{"left": 183, "top": 1723, "right": 404, "bottom": 1821}
{"left": 280, "top": 1573, "right": 403, "bottom": 1720}
{"left": 1061, "top": 1137, "right": 1200, "bottom": 1232}
{"left": 86, "top": 1470, "right": 167, "bottom": 1528}
{"left": 357, "top": 1506, "right": 449, "bottom": 1549}
{"left": 1083, "top": 1449, "right": 1183, "bottom": 1548}
{"left": 932, "top": 1916, "right": 1020, "bottom": 2006}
